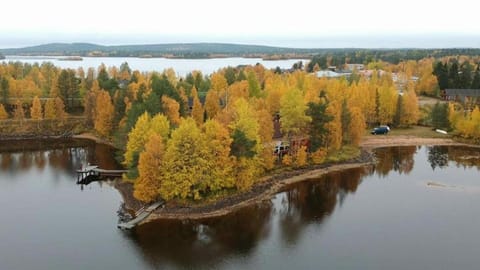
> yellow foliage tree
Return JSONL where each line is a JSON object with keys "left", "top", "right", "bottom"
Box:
{"left": 210, "top": 72, "right": 228, "bottom": 94}
{"left": 161, "top": 95, "right": 180, "bottom": 126}
{"left": 310, "top": 148, "right": 327, "bottom": 164}
{"left": 124, "top": 112, "right": 152, "bottom": 169}
{"left": 0, "top": 104, "right": 8, "bottom": 119}
{"left": 44, "top": 99, "right": 56, "bottom": 119}
{"left": 54, "top": 97, "right": 66, "bottom": 121}
{"left": 191, "top": 86, "right": 204, "bottom": 126}
{"left": 204, "top": 90, "right": 220, "bottom": 119}
{"left": 282, "top": 154, "right": 292, "bottom": 166}
{"left": 348, "top": 106, "right": 366, "bottom": 146}
{"left": 150, "top": 114, "right": 171, "bottom": 141}
{"left": 203, "top": 119, "right": 235, "bottom": 191}
{"left": 234, "top": 157, "right": 261, "bottom": 191}
{"left": 134, "top": 133, "right": 165, "bottom": 203}
{"left": 13, "top": 99, "right": 25, "bottom": 121}
{"left": 378, "top": 84, "right": 398, "bottom": 124}
{"left": 280, "top": 88, "right": 311, "bottom": 137}
{"left": 94, "top": 90, "right": 114, "bottom": 137}
{"left": 30, "top": 96, "right": 43, "bottom": 120}
{"left": 160, "top": 118, "right": 209, "bottom": 200}
{"left": 401, "top": 86, "right": 420, "bottom": 127}
{"left": 294, "top": 146, "right": 308, "bottom": 168}
{"left": 325, "top": 101, "right": 342, "bottom": 151}
{"left": 84, "top": 80, "right": 100, "bottom": 127}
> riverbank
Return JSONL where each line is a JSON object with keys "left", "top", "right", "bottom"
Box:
{"left": 133, "top": 150, "right": 372, "bottom": 223}
{"left": 72, "top": 133, "right": 115, "bottom": 148}
{"left": 130, "top": 135, "right": 475, "bottom": 224}
{"left": 360, "top": 135, "right": 471, "bottom": 149}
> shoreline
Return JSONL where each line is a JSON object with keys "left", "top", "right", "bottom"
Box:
{"left": 134, "top": 136, "right": 475, "bottom": 225}
{"left": 72, "top": 133, "right": 116, "bottom": 148}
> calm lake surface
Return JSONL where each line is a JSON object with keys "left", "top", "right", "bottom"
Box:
{"left": 1, "top": 142, "right": 479, "bottom": 270}
{"left": 2, "top": 56, "right": 307, "bottom": 77}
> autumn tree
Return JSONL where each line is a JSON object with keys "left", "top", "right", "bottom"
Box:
{"left": 30, "top": 96, "right": 43, "bottom": 120}
{"left": 191, "top": 86, "right": 204, "bottom": 126}
{"left": 280, "top": 88, "right": 311, "bottom": 138}
{"left": 124, "top": 112, "right": 152, "bottom": 175}
{"left": 204, "top": 90, "right": 220, "bottom": 119}
{"left": 124, "top": 112, "right": 170, "bottom": 179}
{"left": 84, "top": 80, "right": 101, "bottom": 127}
{"left": 44, "top": 99, "right": 56, "bottom": 119}
{"left": 54, "top": 97, "right": 66, "bottom": 122}
{"left": 160, "top": 118, "right": 209, "bottom": 200}
{"left": 203, "top": 119, "right": 235, "bottom": 191}
{"left": 0, "top": 104, "right": 8, "bottom": 119}
{"left": 229, "top": 98, "right": 263, "bottom": 190}
{"left": 13, "top": 99, "right": 25, "bottom": 121}
{"left": 294, "top": 146, "right": 308, "bottom": 168}
{"left": 161, "top": 95, "right": 181, "bottom": 126}
{"left": 94, "top": 90, "right": 114, "bottom": 137}
{"left": 377, "top": 83, "right": 398, "bottom": 124}
{"left": 325, "top": 100, "right": 342, "bottom": 151}
{"left": 348, "top": 107, "right": 366, "bottom": 146}
{"left": 134, "top": 133, "right": 165, "bottom": 203}
{"left": 210, "top": 72, "right": 228, "bottom": 95}
{"left": 400, "top": 85, "right": 420, "bottom": 127}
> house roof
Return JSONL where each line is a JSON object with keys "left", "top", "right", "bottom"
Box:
{"left": 316, "top": 70, "right": 350, "bottom": 78}
{"left": 444, "top": 89, "right": 480, "bottom": 97}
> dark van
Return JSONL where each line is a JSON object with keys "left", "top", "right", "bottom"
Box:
{"left": 371, "top": 126, "right": 390, "bottom": 135}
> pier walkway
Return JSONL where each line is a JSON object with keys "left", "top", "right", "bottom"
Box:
{"left": 117, "top": 201, "right": 164, "bottom": 230}
{"left": 76, "top": 165, "right": 128, "bottom": 182}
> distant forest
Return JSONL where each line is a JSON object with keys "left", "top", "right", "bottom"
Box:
{"left": 2, "top": 43, "right": 480, "bottom": 62}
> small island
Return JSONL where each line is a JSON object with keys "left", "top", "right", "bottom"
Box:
{"left": 58, "top": 56, "right": 83, "bottom": 61}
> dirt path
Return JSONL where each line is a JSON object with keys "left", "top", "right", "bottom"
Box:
{"left": 73, "top": 133, "right": 115, "bottom": 147}
{"left": 360, "top": 135, "right": 466, "bottom": 149}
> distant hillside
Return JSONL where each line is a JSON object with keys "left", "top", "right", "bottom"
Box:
{"left": 3, "top": 43, "right": 480, "bottom": 62}
{"left": 0, "top": 42, "right": 317, "bottom": 58}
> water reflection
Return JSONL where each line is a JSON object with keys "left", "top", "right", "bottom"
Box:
{"left": 279, "top": 167, "right": 369, "bottom": 246}
{"left": 130, "top": 203, "right": 272, "bottom": 269}
{"left": 374, "top": 146, "right": 417, "bottom": 176}
{"left": 0, "top": 139, "right": 121, "bottom": 177}
{"left": 124, "top": 145, "right": 480, "bottom": 269}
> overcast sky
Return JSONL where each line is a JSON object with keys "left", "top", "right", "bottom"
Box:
{"left": 1, "top": 0, "right": 480, "bottom": 48}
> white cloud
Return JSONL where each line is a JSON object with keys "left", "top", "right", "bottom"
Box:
{"left": 1, "top": 0, "right": 480, "bottom": 47}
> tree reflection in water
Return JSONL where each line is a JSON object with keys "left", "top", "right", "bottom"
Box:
{"left": 374, "top": 146, "right": 418, "bottom": 176}
{"left": 278, "top": 167, "right": 368, "bottom": 246}
{"left": 0, "top": 139, "right": 121, "bottom": 176}
{"left": 129, "top": 203, "right": 272, "bottom": 269}
{"left": 427, "top": 146, "right": 449, "bottom": 170}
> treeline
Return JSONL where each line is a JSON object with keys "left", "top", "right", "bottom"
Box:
{"left": 433, "top": 60, "right": 480, "bottom": 89}
{"left": 306, "top": 49, "right": 480, "bottom": 71}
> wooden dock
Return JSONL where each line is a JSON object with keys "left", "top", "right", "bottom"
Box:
{"left": 76, "top": 165, "right": 128, "bottom": 182}
{"left": 117, "top": 201, "right": 164, "bottom": 230}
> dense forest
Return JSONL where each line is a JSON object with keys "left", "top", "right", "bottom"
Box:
{"left": 1, "top": 52, "right": 480, "bottom": 203}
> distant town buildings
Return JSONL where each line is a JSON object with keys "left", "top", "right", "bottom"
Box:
{"left": 442, "top": 89, "right": 480, "bottom": 105}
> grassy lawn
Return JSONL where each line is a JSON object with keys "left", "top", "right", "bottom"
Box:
{"left": 368, "top": 125, "right": 452, "bottom": 138}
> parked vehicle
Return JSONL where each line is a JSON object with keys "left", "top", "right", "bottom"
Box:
{"left": 371, "top": 126, "right": 390, "bottom": 135}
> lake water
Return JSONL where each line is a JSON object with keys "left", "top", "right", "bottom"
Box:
{"left": 1, "top": 142, "right": 479, "bottom": 270}
{"left": 2, "top": 56, "right": 307, "bottom": 77}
